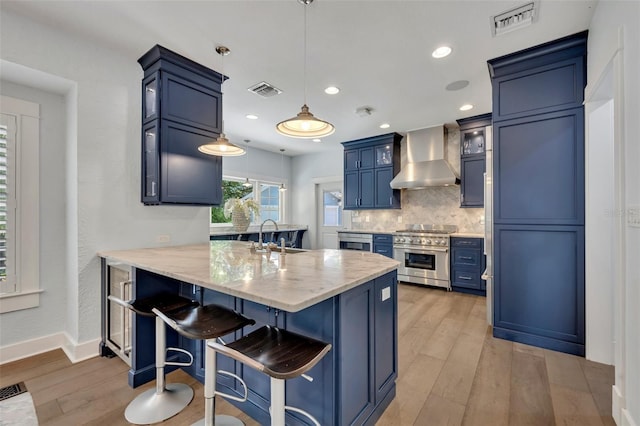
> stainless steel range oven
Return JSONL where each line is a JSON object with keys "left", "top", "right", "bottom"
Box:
{"left": 393, "top": 224, "right": 457, "bottom": 290}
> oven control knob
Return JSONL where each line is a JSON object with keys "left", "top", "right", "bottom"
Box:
{"left": 406, "top": 237, "right": 413, "bottom": 244}
{"left": 425, "top": 239, "right": 431, "bottom": 245}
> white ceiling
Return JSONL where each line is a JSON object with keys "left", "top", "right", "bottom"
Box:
{"left": 1, "top": 0, "right": 596, "bottom": 156}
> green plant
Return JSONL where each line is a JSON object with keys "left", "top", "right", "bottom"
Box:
{"left": 223, "top": 198, "right": 260, "bottom": 219}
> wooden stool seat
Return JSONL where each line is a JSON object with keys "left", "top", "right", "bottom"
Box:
{"left": 153, "top": 304, "right": 256, "bottom": 426}
{"left": 210, "top": 325, "right": 332, "bottom": 426}
{"left": 129, "top": 293, "right": 198, "bottom": 316}
{"left": 212, "top": 325, "right": 332, "bottom": 380}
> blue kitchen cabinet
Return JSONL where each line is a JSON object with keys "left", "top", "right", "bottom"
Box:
{"left": 373, "top": 234, "right": 394, "bottom": 258}
{"left": 342, "top": 133, "right": 402, "bottom": 210}
{"left": 339, "top": 272, "right": 397, "bottom": 425}
{"left": 138, "top": 45, "right": 224, "bottom": 206}
{"left": 488, "top": 31, "right": 587, "bottom": 356}
{"left": 165, "top": 271, "right": 397, "bottom": 425}
{"left": 457, "top": 113, "right": 491, "bottom": 208}
{"left": 450, "top": 237, "right": 485, "bottom": 295}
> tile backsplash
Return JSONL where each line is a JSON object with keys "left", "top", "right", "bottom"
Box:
{"left": 349, "top": 186, "right": 484, "bottom": 233}
{"left": 347, "top": 125, "right": 484, "bottom": 234}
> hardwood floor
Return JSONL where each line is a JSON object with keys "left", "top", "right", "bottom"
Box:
{"left": 0, "top": 284, "right": 614, "bottom": 425}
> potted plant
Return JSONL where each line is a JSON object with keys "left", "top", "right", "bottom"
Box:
{"left": 224, "top": 198, "right": 260, "bottom": 231}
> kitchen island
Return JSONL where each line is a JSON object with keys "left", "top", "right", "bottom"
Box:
{"left": 99, "top": 241, "right": 399, "bottom": 425}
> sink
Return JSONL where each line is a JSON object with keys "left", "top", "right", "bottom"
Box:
{"left": 253, "top": 246, "right": 307, "bottom": 255}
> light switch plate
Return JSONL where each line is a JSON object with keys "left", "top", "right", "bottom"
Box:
{"left": 381, "top": 286, "right": 391, "bottom": 301}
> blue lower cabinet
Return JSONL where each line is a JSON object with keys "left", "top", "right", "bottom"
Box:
{"left": 493, "top": 225, "right": 585, "bottom": 356}
{"left": 450, "top": 237, "right": 485, "bottom": 295}
{"left": 143, "top": 270, "right": 400, "bottom": 425}
{"left": 373, "top": 234, "right": 394, "bottom": 258}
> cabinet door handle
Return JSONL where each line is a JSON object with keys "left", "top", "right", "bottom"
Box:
{"left": 459, "top": 275, "right": 473, "bottom": 280}
{"left": 460, "top": 256, "right": 474, "bottom": 260}
{"left": 389, "top": 196, "right": 392, "bottom": 205}
{"left": 151, "top": 181, "right": 156, "bottom": 196}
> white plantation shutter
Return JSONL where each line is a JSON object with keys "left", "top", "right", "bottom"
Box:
{"left": 0, "top": 117, "right": 17, "bottom": 294}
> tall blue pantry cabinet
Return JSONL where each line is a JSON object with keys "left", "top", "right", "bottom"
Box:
{"left": 487, "top": 32, "right": 587, "bottom": 356}
{"left": 138, "top": 45, "right": 224, "bottom": 205}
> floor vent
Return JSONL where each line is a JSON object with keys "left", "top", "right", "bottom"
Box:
{"left": 248, "top": 81, "right": 283, "bottom": 98}
{"left": 0, "top": 382, "right": 27, "bottom": 401}
{"left": 491, "top": 1, "right": 538, "bottom": 36}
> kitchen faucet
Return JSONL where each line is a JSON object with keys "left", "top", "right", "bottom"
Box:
{"left": 258, "top": 219, "right": 278, "bottom": 249}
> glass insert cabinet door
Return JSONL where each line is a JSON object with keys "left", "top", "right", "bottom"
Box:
{"left": 461, "top": 128, "right": 486, "bottom": 155}
{"left": 376, "top": 144, "right": 393, "bottom": 166}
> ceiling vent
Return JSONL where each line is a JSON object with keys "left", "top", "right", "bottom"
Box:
{"left": 247, "top": 81, "right": 283, "bottom": 98}
{"left": 491, "top": 1, "right": 538, "bottom": 37}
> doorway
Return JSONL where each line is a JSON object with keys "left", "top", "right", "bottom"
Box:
{"left": 315, "top": 181, "right": 342, "bottom": 249}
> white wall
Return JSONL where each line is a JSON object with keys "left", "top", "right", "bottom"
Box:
{"left": 291, "top": 147, "right": 344, "bottom": 248}
{"left": 0, "top": 10, "right": 211, "bottom": 351}
{"left": 0, "top": 82, "right": 68, "bottom": 345}
{"left": 587, "top": 1, "right": 640, "bottom": 425}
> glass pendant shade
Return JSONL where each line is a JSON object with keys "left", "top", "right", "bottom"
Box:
{"left": 197, "top": 133, "right": 245, "bottom": 156}
{"left": 242, "top": 177, "right": 252, "bottom": 187}
{"left": 279, "top": 183, "right": 287, "bottom": 192}
{"left": 276, "top": 104, "right": 335, "bottom": 138}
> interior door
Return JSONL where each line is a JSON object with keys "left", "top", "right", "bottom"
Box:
{"left": 316, "top": 181, "right": 342, "bottom": 249}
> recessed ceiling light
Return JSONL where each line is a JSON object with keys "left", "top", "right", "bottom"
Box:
{"left": 459, "top": 104, "right": 474, "bottom": 111}
{"left": 246, "top": 114, "right": 258, "bottom": 120}
{"left": 432, "top": 46, "right": 452, "bottom": 59}
{"left": 324, "top": 86, "right": 340, "bottom": 95}
{"left": 313, "top": 138, "right": 322, "bottom": 143}
{"left": 380, "top": 123, "right": 390, "bottom": 129}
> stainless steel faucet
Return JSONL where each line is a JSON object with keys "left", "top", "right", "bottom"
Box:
{"left": 258, "top": 219, "right": 278, "bottom": 249}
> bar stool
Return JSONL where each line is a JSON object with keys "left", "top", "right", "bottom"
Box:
{"left": 210, "top": 325, "right": 332, "bottom": 426}
{"left": 153, "top": 303, "right": 256, "bottom": 426}
{"left": 107, "top": 292, "right": 199, "bottom": 425}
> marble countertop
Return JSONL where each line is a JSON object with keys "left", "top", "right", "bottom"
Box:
{"left": 99, "top": 241, "right": 398, "bottom": 312}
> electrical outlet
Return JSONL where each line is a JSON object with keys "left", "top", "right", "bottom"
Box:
{"left": 156, "top": 234, "right": 171, "bottom": 243}
{"left": 365, "top": 216, "right": 370, "bottom": 222}
{"left": 397, "top": 216, "right": 403, "bottom": 223}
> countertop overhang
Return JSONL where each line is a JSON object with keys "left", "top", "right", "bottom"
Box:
{"left": 99, "top": 241, "right": 399, "bottom": 312}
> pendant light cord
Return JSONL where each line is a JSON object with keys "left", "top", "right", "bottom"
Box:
{"left": 303, "top": 1, "right": 307, "bottom": 106}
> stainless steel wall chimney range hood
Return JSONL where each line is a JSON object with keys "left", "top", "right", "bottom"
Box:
{"left": 389, "top": 126, "right": 460, "bottom": 189}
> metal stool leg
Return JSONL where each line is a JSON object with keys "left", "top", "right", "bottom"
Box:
{"left": 125, "top": 316, "right": 194, "bottom": 424}
{"left": 270, "top": 377, "right": 286, "bottom": 426}
{"left": 192, "top": 339, "right": 244, "bottom": 426}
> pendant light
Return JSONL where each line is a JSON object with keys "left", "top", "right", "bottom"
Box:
{"left": 279, "top": 149, "right": 287, "bottom": 192}
{"left": 242, "top": 139, "right": 252, "bottom": 187}
{"left": 198, "top": 45, "right": 246, "bottom": 156}
{"left": 276, "top": 0, "right": 335, "bottom": 139}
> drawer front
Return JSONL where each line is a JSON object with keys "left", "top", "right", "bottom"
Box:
{"left": 451, "top": 237, "right": 482, "bottom": 248}
{"left": 452, "top": 248, "right": 481, "bottom": 267}
{"left": 373, "top": 244, "right": 393, "bottom": 258}
{"left": 452, "top": 269, "right": 482, "bottom": 290}
{"left": 373, "top": 234, "right": 393, "bottom": 244}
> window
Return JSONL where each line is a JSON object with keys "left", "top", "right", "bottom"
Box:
{"left": 0, "top": 96, "right": 41, "bottom": 313}
{"left": 259, "top": 183, "right": 280, "bottom": 222}
{"left": 323, "top": 190, "right": 342, "bottom": 227}
{"left": 211, "top": 177, "right": 284, "bottom": 225}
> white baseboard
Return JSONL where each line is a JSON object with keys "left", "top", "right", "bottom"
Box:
{"left": 0, "top": 332, "right": 100, "bottom": 365}
{"left": 622, "top": 408, "right": 637, "bottom": 426}
{"left": 613, "top": 385, "right": 624, "bottom": 425}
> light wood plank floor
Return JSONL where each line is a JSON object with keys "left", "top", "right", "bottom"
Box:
{"left": 0, "top": 285, "right": 614, "bottom": 425}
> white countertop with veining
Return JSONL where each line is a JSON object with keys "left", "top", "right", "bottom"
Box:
{"left": 99, "top": 241, "right": 399, "bottom": 312}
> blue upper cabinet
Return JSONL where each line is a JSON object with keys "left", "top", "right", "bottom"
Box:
{"left": 457, "top": 113, "right": 491, "bottom": 208}
{"left": 488, "top": 32, "right": 587, "bottom": 123}
{"left": 138, "top": 45, "right": 224, "bottom": 205}
{"left": 488, "top": 31, "right": 587, "bottom": 357}
{"left": 342, "top": 133, "right": 402, "bottom": 210}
